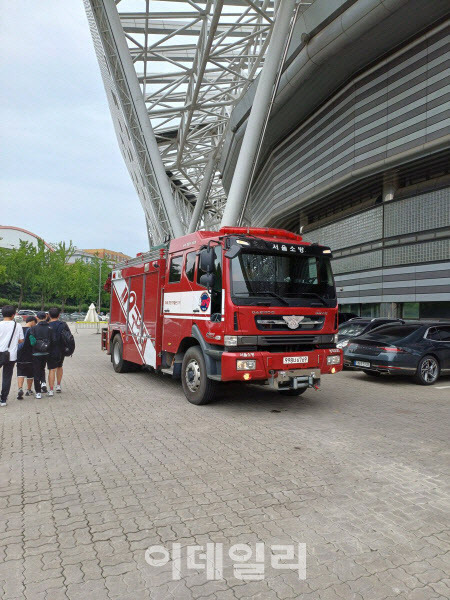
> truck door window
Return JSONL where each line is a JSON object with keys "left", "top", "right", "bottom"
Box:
{"left": 198, "top": 247, "right": 222, "bottom": 318}
{"left": 185, "top": 251, "right": 196, "bottom": 282}
{"left": 168, "top": 255, "right": 183, "bottom": 283}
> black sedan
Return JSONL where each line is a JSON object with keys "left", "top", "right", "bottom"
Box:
{"left": 337, "top": 317, "right": 404, "bottom": 349}
{"left": 343, "top": 322, "right": 450, "bottom": 385}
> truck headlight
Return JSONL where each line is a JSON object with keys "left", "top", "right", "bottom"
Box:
{"left": 224, "top": 335, "right": 238, "bottom": 346}
{"left": 237, "top": 360, "right": 256, "bottom": 370}
{"left": 334, "top": 333, "right": 339, "bottom": 343}
{"left": 337, "top": 340, "right": 348, "bottom": 348}
{"left": 327, "top": 355, "right": 341, "bottom": 365}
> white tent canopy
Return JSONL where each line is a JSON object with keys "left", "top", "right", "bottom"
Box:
{"left": 84, "top": 303, "right": 99, "bottom": 322}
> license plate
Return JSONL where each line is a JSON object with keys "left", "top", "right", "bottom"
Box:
{"left": 284, "top": 356, "right": 308, "bottom": 364}
{"left": 354, "top": 360, "right": 370, "bottom": 368}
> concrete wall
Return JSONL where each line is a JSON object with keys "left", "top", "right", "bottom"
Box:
{"left": 248, "top": 23, "right": 449, "bottom": 227}
{"left": 305, "top": 187, "right": 450, "bottom": 305}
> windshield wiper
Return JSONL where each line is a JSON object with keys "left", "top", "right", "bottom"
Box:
{"left": 294, "top": 292, "right": 327, "bottom": 305}
{"left": 251, "top": 290, "right": 289, "bottom": 306}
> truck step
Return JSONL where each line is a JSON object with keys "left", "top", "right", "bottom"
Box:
{"left": 161, "top": 367, "right": 174, "bottom": 376}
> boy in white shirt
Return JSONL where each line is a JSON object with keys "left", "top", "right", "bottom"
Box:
{"left": 0, "top": 305, "right": 23, "bottom": 406}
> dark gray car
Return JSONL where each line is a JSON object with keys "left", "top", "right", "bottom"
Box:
{"left": 344, "top": 322, "right": 450, "bottom": 385}
{"left": 337, "top": 317, "right": 404, "bottom": 350}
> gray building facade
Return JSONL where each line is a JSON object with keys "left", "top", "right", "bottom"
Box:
{"left": 220, "top": 1, "right": 450, "bottom": 319}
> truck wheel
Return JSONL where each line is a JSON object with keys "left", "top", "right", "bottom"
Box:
{"left": 278, "top": 388, "right": 307, "bottom": 397}
{"left": 181, "top": 346, "right": 217, "bottom": 405}
{"left": 111, "top": 335, "right": 132, "bottom": 373}
{"left": 415, "top": 355, "right": 440, "bottom": 385}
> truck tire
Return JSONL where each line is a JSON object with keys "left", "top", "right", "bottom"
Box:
{"left": 278, "top": 388, "right": 307, "bottom": 397}
{"left": 111, "top": 335, "right": 133, "bottom": 373}
{"left": 181, "top": 346, "right": 217, "bottom": 405}
{"left": 414, "top": 355, "right": 440, "bottom": 385}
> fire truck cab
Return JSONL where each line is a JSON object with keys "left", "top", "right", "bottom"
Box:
{"left": 103, "top": 227, "right": 342, "bottom": 404}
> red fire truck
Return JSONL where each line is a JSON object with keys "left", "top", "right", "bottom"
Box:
{"left": 102, "top": 226, "right": 342, "bottom": 404}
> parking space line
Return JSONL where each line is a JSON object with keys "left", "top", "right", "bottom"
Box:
{"left": 435, "top": 385, "right": 450, "bottom": 389}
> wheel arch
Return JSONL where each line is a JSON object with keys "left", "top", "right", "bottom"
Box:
{"left": 172, "top": 337, "right": 200, "bottom": 379}
{"left": 418, "top": 352, "right": 441, "bottom": 366}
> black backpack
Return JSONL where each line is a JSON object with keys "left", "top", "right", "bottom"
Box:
{"left": 33, "top": 323, "right": 53, "bottom": 354}
{"left": 61, "top": 325, "right": 75, "bottom": 357}
{"left": 34, "top": 337, "right": 51, "bottom": 353}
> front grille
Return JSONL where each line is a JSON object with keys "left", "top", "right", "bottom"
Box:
{"left": 255, "top": 315, "right": 325, "bottom": 331}
{"left": 348, "top": 343, "right": 381, "bottom": 356}
{"left": 258, "top": 334, "right": 333, "bottom": 346}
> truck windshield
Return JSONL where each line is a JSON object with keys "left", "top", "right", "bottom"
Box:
{"left": 230, "top": 252, "right": 336, "bottom": 306}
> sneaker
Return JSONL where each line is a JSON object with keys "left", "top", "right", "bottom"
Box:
{"left": 48, "top": 390, "right": 54, "bottom": 397}
{"left": 25, "top": 390, "right": 31, "bottom": 397}
{"left": 55, "top": 385, "right": 61, "bottom": 393}
{"left": 41, "top": 383, "right": 48, "bottom": 393}
{"left": 0, "top": 401, "right": 6, "bottom": 407}
{"left": 35, "top": 393, "right": 42, "bottom": 399}
{"left": 17, "top": 389, "right": 24, "bottom": 400}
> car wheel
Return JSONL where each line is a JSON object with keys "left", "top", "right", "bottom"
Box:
{"left": 415, "top": 355, "right": 440, "bottom": 386}
{"left": 278, "top": 387, "right": 307, "bottom": 396}
{"left": 363, "top": 370, "right": 381, "bottom": 377}
{"left": 181, "top": 346, "right": 217, "bottom": 405}
{"left": 111, "top": 335, "right": 133, "bottom": 373}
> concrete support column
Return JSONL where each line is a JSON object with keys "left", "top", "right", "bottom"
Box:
{"left": 220, "top": 0, "right": 297, "bottom": 227}
{"left": 188, "top": 154, "right": 217, "bottom": 233}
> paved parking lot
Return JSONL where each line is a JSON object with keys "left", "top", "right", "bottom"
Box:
{"left": 0, "top": 329, "right": 449, "bottom": 600}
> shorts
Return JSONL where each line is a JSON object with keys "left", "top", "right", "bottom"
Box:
{"left": 17, "top": 362, "right": 34, "bottom": 379}
{"left": 48, "top": 356, "right": 64, "bottom": 370}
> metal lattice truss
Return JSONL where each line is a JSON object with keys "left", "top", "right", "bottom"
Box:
{"left": 86, "top": 0, "right": 276, "bottom": 244}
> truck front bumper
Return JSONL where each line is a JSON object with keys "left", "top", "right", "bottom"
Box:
{"left": 220, "top": 348, "right": 342, "bottom": 388}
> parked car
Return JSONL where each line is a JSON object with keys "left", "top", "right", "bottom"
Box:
{"left": 337, "top": 317, "right": 404, "bottom": 349}
{"left": 343, "top": 321, "right": 450, "bottom": 385}
{"left": 338, "top": 312, "right": 359, "bottom": 325}
{"left": 70, "top": 312, "right": 86, "bottom": 321}
{"left": 15, "top": 309, "right": 38, "bottom": 322}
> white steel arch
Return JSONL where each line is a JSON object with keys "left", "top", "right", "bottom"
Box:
{"left": 85, "top": 0, "right": 306, "bottom": 244}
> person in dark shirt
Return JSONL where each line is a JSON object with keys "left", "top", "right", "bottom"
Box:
{"left": 16, "top": 315, "right": 37, "bottom": 399}
{"left": 48, "top": 307, "right": 71, "bottom": 394}
{"left": 30, "top": 312, "right": 54, "bottom": 398}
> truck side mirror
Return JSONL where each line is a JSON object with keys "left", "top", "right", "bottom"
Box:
{"left": 199, "top": 247, "right": 215, "bottom": 273}
{"left": 199, "top": 272, "right": 215, "bottom": 290}
{"left": 225, "top": 245, "right": 241, "bottom": 259}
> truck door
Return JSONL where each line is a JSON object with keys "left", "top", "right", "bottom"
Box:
{"left": 197, "top": 246, "right": 223, "bottom": 339}
{"left": 142, "top": 264, "right": 161, "bottom": 369}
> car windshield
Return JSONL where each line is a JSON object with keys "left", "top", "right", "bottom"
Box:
{"left": 338, "top": 322, "right": 367, "bottom": 337}
{"left": 364, "top": 325, "right": 421, "bottom": 341}
{"left": 230, "top": 251, "right": 336, "bottom": 306}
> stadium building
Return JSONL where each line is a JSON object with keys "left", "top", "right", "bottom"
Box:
{"left": 220, "top": 1, "right": 450, "bottom": 319}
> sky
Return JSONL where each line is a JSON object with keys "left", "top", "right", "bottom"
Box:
{"left": 0, "top": 1, "right": 149, "bottom": 256}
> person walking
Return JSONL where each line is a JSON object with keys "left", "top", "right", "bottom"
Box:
{"left": 16, "top": 315, "right": 37, "bottom": 399}
{"left": 30, "top": 311, "right": 54, "bottom": 399}
{"left": 48, "top": 307, "right": 74, "bottom": 394}
{"left": 0, "top": 305, "right": 23, "bottom": 407}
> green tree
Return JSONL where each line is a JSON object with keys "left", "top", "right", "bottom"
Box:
{"left": 48, "top": 242, "right": 75, "bottom": 311}
{"left": 4, "top": 241, "right": 38, "bottom": 309}
{"left": 69, "top": 259, "right": 92, "bottom": 312}
{"left": 87, "top": 256, "right": 110, "bottom": 311}
{"left": 33, "top": 240, "right": 54, "bottom": 309}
